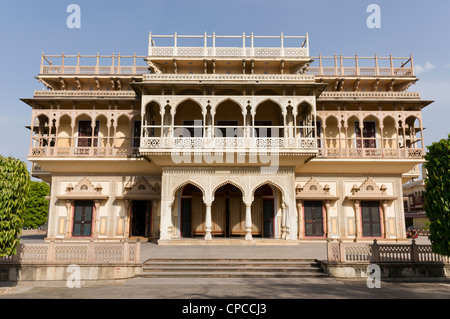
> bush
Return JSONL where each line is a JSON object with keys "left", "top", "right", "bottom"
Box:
{"left": 423, "top": 133, "right": 450, "bottom": 257}
{"left": 0, "top": 156, "right": 30, "bottom": 257}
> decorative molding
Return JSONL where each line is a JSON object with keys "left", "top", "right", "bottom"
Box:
{"left": 295, "top": 177, "right": 339, "bottom": 200}
{"left": 56, "top": 176, "right": 108, "bottom": 200}
{"left": 346, "top": 177, "right": 396, "bottom": 201}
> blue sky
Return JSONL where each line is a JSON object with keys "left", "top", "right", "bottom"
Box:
{"left": 0, "top": 0, "right": 449, "bottom": 166}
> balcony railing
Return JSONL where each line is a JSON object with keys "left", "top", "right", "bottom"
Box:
{"left": 29, "top": 137, "right": 140, "bottom": 158}
{"left": 317, "top": 137, "right": 424, "bottom": 159}
{"left": 140, "top": 124, "right": 317, "bottom": 151}
{"left": 141, "top": 136, "right": 317, "bottom": 150}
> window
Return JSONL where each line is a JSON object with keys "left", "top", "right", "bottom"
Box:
{"left": 77, "top": 120, "right": 99, "bottom": 147}
{"left": 72, "top": 200, "right": 94, "bottom": 237}
{"left": 361, "top": 201, "right": 381, "bottom": 237}
{"left": 355, "top": 121, "right": 376, "bottom": 148}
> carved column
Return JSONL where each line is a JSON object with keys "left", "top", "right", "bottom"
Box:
{"left": 354, "top": 200, "right": 361, "bottom": 240}
{"left": 297, "top": 200, "right": 303, "bottom": 239}
{"left": 152, "top": 200, "right": 159, "bottom": 238}
{"left": 204, "top": 202, "right": 212, "bottom": 240}
{"left": 65, "top": 200, "right": 72, "bottom": 238}
{"left": 245, "top": 203, "right": 252, "bottom": 240}
{"left": 381, "top": 200, "right": 388, "bottom": 239}
{"left": 281, "top": 202, "right": 286, "bottom": 239}
{"left": 93, "top": 200, "right": 100, "bottom": 238}
{"left": 324, "top": 200, "right": 331, "bottom": 239}
{"left": 124, "top": 199, "right": 130, "bottom": 239}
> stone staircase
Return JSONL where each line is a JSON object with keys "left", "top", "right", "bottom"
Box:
{"left": 138, "top": 258, "right": 327, "bottom": 278}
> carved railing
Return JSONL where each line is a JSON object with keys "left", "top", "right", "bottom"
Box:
{"left": 34, "top": 90, "right": 137, "bottom": 98}
{"left": 140, "top": 136, "right": 317, "bottom": 151}
{"left": 142, "top": 73, "right": 315, "bottom": 82}
{"left": 40, "top": 54, "right": 148, "bottom": 75}
{"left": 148, "top": 33, "right": 309, "bottom": 58}
{"left": 318, "top": 91, "right": 420, "bottom": 99}
{"left": 29, "top": 146, "right": 139, "bottom": 158}
{"left": 306, "top": 55, "right": 415, "bottom": 77}
{"left": 327, "top": 239, "right": 450, "bottom": 263}
{"left": 318, "top": 137, "right": 424, "bottom": 159}
{"left": 0, "top": 241, "right": 141, "bottom": 264}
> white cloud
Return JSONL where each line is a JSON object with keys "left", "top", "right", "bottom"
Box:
{"left": 415, "top": 62, "right": 435, "bottom": 74}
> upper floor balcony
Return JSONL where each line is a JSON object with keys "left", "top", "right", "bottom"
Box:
{"left": 39, "top": 53, "right": 149, "bottom": 76}
{"left": 305, "top": 54, "right": 415, "bottom": 78}
{"left": 147, "top": 32, "right": 310, "bottom": 60}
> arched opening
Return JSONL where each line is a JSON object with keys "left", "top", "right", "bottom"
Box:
{"left": 405, "top": 116, "right": 423, "bottom": 150}
{"left": 174, "top": 100, "right": 203, "bottom": 138}
{"left": 296, "top": 102, "right": 315, "bottom": 139}
{"left": 56, "top": 115, "right": 72, "bottom": 149}
{"left": 75, "top": 114, "right": 97, "bottom": 148}
{"left": 143, "top": 102, "right": 161, "bottom": 138}
{"left": 359, "top": 115, "right": 381, "bottom": 149}
{"left": 31, "top": 114, "right": 50, "bottom": 150}
{"left": 252, "top": 184, "right": 276, "bottom": 238}
{"left": 179, "top": 184, "right": 205, "bottom": 238}
{"left": 346, "top": 115, "right": 360, "bottom": 152}
{"left": 212, "top": 183, "right": 245, "bottom": 237}
{"left": 115, "top": 115, "right": 131, "bottom": 149}
{"left": 324, "top": 116, "right": 340, "bottom": 155}
{"left": 214, "top": 100, "right": 244, "bottom": 138}
{"left": 94, "top": 115, "right": 109, "bottom": 149}
{"left": 382, "top": 116, "right": 397, "bottom": 151}
{"left": 254, "top": 100, "right": 284, "bottom": 138}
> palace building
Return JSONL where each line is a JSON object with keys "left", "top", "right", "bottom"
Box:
{"left": 24, "top": 32, "right": 431, "bottom": 243}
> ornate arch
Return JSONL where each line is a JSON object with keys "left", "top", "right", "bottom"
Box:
{"left": 251, "top": 180, "right": 286, "bottom": 203}
{"left": 171, "top": 180, "right": 207, "bottom": 204}
{"left": 253, "top": 98, "right": 284, "bottom": 115}
{"left": 212, "top": 97, "right": 245, "bottom": 115}
{"left": 173, "top": 97, "right": 204, "bottom": 115}
{"left": 211, "top": 180, "right": 246, "bottom": 202}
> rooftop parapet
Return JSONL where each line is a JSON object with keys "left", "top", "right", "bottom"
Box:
{"left": 306, "top": 54, "right": 415, "bottom": 77}
{"left": 147, "top": 32, "right": 310, "bottom": 59}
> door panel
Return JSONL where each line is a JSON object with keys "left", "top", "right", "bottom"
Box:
{"left": 263, "top": 199, "right": 274, "bottom": 238}
{"left": 304, "top": 201, "right": 324, "bottom": 237}
{"left": 73, "top": 201, "right": 93, "bottom": 237}
{"left": 361, "top": 201, "right": 381, "bottom": 237}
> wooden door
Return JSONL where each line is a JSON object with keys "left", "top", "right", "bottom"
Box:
{"left": 73, "top": 200, "right": 94, "bottom": 237}
{"left": 361, "top": 201, "right": 381, "bottom": 237}
{"left": 304, "top": 201, "right": 324, "bottom": 237}
{"left": 263, "top": 199, "right": 274, "bottom": 238}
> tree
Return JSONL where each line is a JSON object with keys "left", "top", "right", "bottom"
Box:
{"left": 0, "top": 156, "right": 30, "bottom": 257}
{"left": 23, "top": 181, "right": 50, "bottom": 229}
{"left": 423, "top": 133, "right": 450, "bottom": 257}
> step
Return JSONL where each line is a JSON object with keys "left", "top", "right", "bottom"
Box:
{"left": 137, "top": 257, "right": 326, "bottom": 278}
{"left": 143, "top": 258, "right": 317, "bottom": 263}
{"left": 142, "top": 266, "right": 323, "bottom": 272}
{"left": 143, "top": 261, "right": 321, "bottom": 267}
{"left": 138, "top": 271, "right": 328, "bottom": 278}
